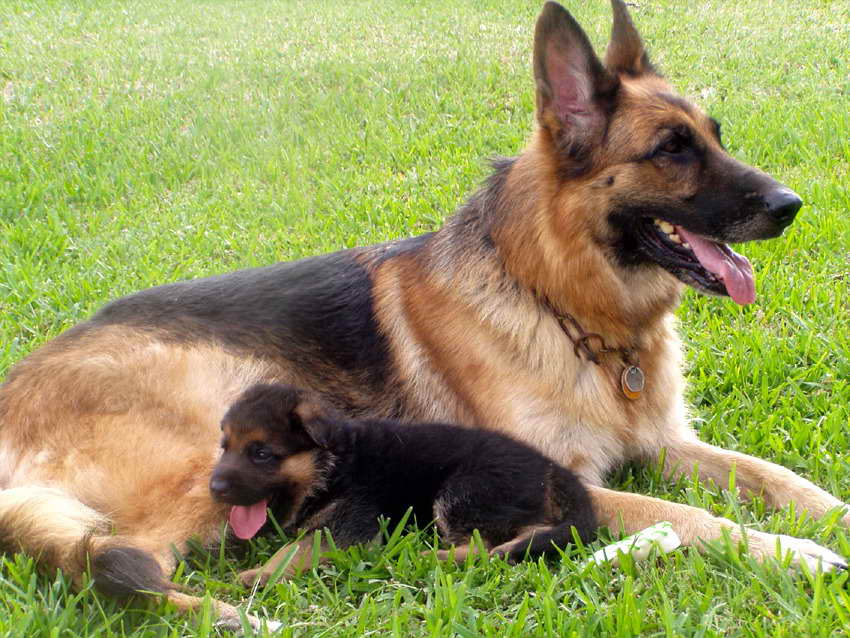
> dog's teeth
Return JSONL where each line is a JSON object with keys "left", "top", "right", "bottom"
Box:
{"left": 658, "top": 221, "right": 674, "bottom": 234}
{"left": 654, "top": 219, "right": 663, "bottom": 227}
{"left": 682, "top": 242, "right": 690, "bottom": 249}
{"left": 669, "top": 233, "right": 681, "bottom": 244}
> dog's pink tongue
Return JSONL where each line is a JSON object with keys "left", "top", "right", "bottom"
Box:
{"left": 676, "top": 227, "right": 755, "bottom": 305}
{"left": 229, "top": 500, "right": 268, "bottom": 540}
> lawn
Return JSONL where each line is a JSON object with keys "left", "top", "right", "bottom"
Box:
{"left": 1, "top": 0, "right": 849, "bottom": 635}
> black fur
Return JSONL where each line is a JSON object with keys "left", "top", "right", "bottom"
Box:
{"left": 211, "top": 384, "right": 597, "bottom": 561}
{"left": 91, "top": 546, "right": 171, "bottom": 598}
{"left": 368, "top": 232, "right": 434, "bottom": 266}
{"left": 90, "top": 251, "right": 393, "bottom": 415}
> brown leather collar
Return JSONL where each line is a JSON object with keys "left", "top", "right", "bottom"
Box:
{"left": 544, "top": 300, "right": 645, "bottom": 400}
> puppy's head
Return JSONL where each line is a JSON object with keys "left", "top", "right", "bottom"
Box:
{"left": 209, "top": 383, "right": 331, "bottom": 539}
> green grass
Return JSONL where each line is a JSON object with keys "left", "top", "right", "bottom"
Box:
{"left": 1, "top": 0, "right": 849, "bottom": 635}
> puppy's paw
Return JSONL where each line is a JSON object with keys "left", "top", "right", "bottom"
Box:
{"left": 488, "top": 541, "right": 522, "bottom": 564}
{"left": 430, "top": 545, "right": 477, "bottom": 563}
{"left": 238, "top": 567, "right": 268, "bottom": 588}
{"left": 750, "top": 532, "right": 848, "bottom": 573}
{"left": 214, "top": 616, "right": 243, "bottom": 633}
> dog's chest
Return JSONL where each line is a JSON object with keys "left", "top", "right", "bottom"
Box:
{"left": 518, "top": 331, "right": 689, "bottom": 481}
{"left": 403, "top": 313, "right": 688, "bottom": 484}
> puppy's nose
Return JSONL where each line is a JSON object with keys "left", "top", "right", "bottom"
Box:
{"left": 209, "top": 476, "right": 231, "bottom": 498}
{"left": 765, "top": 188, "right": 802, "bottom": 228}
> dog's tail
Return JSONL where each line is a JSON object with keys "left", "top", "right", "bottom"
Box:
{"left": 0, "top": 485, "right": 275, "bottom": 629}
{"left": 498, "top": 467, "right": 598, "bottom": 562}
{"left": 0, "top": 486, "right": 173, "bottom": 597}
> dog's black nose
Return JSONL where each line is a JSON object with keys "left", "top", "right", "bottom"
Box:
{"left": 765, "top": 188, "right": 802, "bottom": 228}
{"left": 209, "top": 477, "right": 231, "bottom": 497}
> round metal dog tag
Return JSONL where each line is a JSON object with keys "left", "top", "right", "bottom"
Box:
{"left": 621, "top": 365, "right": 645, "bottom": 400}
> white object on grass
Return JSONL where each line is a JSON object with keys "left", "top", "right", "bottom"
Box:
{"left": 215, "top": 614, "right": 284, "bottom": 635}
{"left": 584, "top": 521, "right": 681, "bottom": 567}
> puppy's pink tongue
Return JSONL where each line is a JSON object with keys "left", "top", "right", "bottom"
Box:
{"left": 229, "top": 500, "right": 268, "bottom": 540}
{"left": 676, "top": 227, "right": 756, "bottom": 305}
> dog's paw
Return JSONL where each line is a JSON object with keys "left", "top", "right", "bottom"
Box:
{"left": 750, "top": 532, "right": 848, "bottom": 573}
{"left": 584, "top": 522, "right": 682, "bottom": 567}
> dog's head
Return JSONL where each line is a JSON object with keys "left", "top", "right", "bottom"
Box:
{"left": 503, "top": 1, "right": 800, "bottom": 313}
{"left": 209, "top": 383, "right": 332, "bottom": 539}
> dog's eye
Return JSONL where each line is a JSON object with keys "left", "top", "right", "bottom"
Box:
{"left": 655, "top": 126, "right": 694, "bottom": 157}
{"left": 659, "top": 135, "right": 687, "bottom": 154}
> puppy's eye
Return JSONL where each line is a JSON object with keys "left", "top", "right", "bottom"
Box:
{"left": 250, "top": 445, "right": 274, "bottom": 464}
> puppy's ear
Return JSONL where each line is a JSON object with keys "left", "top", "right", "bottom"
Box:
{"left": 289, "top": 393, "right": 334, "bottom": 449}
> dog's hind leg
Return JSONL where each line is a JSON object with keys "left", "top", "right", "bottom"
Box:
{"left": 0, "top": 486, "right": 277, "bottom": 631}
{"left": 433, "top": 543, "right": 484, "bottom": 563}
{"left": 0, "top": 486, "right": 183, "bottom": 597}
{"left": 89, "top": 534, "right": 281, "bottom": 631}
{"left": 489, "top": 473, "right": 599, "bottom": 562}
{"left": 0, "top": 486, "right": 108, "bottom": 583}
{"left": 489, "top": 518, "right": 596, "bottom": 563}
{"left": 89, "top": 537, "right": 278, "bottom": 632}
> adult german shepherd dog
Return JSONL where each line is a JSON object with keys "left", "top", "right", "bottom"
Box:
{"left": 0, "top": 0, "right": 846, "bottom": 627}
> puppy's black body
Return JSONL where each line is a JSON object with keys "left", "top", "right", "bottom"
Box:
{"left": 211, "top": 383, "right": 597, "bottom": 573}
{"left": 296, "top": 420, "right": 595, "bottom": 555}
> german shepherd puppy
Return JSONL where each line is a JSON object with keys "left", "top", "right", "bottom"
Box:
{"left": 0, "top": 0, "right": 847, "bottom": 628}
{"left": 210, "top": 383, "right": 597, "bottom": 585}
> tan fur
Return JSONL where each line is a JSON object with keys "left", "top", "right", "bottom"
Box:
{"left": 277, "top": 452, "right": 316, "bottom": 488}
{"left": 0, "top": 332, "right": 268, "bottom": 547}
{"left": 226, "top": 427, "right": 270, "bottom": 452}
{"left": 0, "top": 487, "right": 108, "bottom": 576}
{"left": 366, "top": 2, "right": 850, "bottom": 567}
{"left": 0, "top": 330, "right": 278, "bottom": 623}
{"left": 0, "top": 1, "right": 847, "bottom": 628}
{"left": 274, "top": 451, "right": 321, "bottom": 528}
{"left": 372, "top": 220, "right": 690, "bottom": 485}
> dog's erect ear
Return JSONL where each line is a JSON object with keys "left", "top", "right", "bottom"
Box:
{"left": 605, "top": 0, "right": 655, "bottom": 76}
{"left": 533, "top": 2, "right": 619, "bottom": 164}
{"left": 289, "top": 394, "right": 333, "bottom": 449}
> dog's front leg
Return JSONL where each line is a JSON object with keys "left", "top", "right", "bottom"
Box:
{"left": 588, "top": 485, "right": 847, "bottom": 571}
{"left": 662, "top": 438, "right": 850, "bottom": 524}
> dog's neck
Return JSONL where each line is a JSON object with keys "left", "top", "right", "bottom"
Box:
{"left": 543, "top": 298, "right": 638, "bottom": 366}
{"left": 487, "top": 131, "right": 683, "bottom": 346}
